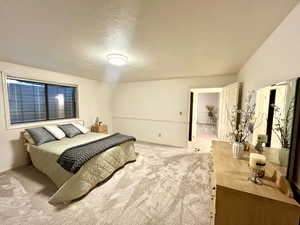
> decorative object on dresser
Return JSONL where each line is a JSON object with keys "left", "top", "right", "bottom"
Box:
{"left": 249, "top": 153, "right": 266, "bottom": 183}
{"left": 211, "top": 141, "right": 300, "bottom": 225}
{"left": 91, "top": 124, "right": 108, "bottom": 134}
{"left": 255, "top": 134, "right": 268, "bottom": 153}
{"left": 243, "top": 141, "right": 251, "bottom": 152}
{"left": 232, "top": 142, "right": 245, "bottom": 159}
{"left": 228, "top": 91, "right": 256, "bottom": 159}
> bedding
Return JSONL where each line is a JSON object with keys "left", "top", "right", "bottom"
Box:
{"left": 71, "top": 122, "right": 89, "bottom": 134}
{"left": 58, "top": 133, "right": 136, "bottom": 173}
{"left": 28, "top": 132, "right": 137, "bottom": 204}
{"left": 58, "top": 124, "right": 82, "bottom": 138}
{"left": 44, "top": 125, "right": 66, "bottom": 139}
{"left": 26, "top": 127, "right": 56, "bottom": 145}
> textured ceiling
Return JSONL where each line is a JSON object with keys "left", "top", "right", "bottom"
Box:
{"left": 0, "top": 0, "right": 298, "bottom": 82}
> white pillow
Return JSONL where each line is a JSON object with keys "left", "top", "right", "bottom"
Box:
{"left": 44, "top": 125, "right": 66, "bottom": 139}
{"left": 72, "top": 122, "right": 89, "bottom": 134}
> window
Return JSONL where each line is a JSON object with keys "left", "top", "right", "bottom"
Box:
{"left": 7, "top": 78, "right": 77, "bottom": 124}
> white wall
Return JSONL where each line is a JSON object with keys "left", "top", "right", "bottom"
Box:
{"left": 197, "top": 93, "right": 219, "bottom": 124}
{"left": 0, "top": 61, "right": 112, "bottom": 172}
{"left": 112, "top": 75, "right": 236, "bottom": 147}
{"left": 238, "top": 2, "right": 300, "bottom": 98}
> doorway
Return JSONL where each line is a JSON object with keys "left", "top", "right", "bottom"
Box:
{"left": 189, "top": 88, "right": 222, "bottom": 152}
{"left": 266, "top": 89, "right": 276, "bottom": 147}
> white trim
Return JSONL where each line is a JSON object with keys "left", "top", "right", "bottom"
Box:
{"left": 2, "top": 72, "right": 11, "bottom": 129}
{"left": 112, "top": 116, "right": 188, "bottom": 124}
{"left": 5, "top": 74, "right": 78, "bottom": 88}
{"left": 6, "top": 118, "right": 84, "bottom": 130}
{"left": 191, "top": 88, "right": 222, "bottom": 93}
{"left": 1, "top": 72, "right": 81, "bottom": 130}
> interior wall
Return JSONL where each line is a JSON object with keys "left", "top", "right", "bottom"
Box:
{"left": 112, "top": 75, "right": 237, "bottom": 147}
{"left": 0, "top": 61, "right": 112, "bottom": 172}
{"left": 238, "top": 2, "right": 300, "bottom": 98}
{"left": 197, "top": 93, "right": 219, "bottom": 124}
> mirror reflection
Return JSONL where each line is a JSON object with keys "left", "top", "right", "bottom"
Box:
{"left": 252, "top": 78, "right": 298, "bottom": 176}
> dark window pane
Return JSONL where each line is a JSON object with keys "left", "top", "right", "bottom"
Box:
{"left": 7, "top": 79, "right": 46, "bottom": 124}
{"left": 47, "top": 84, "right": 76, "bottom": 120}
{"left": 7, "top": 78, "right": 77, "bottom": 124}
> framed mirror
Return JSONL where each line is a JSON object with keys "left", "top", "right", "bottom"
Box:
{"left": 252, "top": 78, "right": 298, "bottom": 176}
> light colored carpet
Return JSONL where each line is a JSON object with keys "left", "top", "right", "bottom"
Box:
{"left": 189, "top": 124, "right": 217, "bottom": 153}
{"left": 0, "top": 142, "right": 212, "bottom": 225}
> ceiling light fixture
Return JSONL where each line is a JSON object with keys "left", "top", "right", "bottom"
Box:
{"left": 106, "top": 54, "right": 128, "bottom": 66}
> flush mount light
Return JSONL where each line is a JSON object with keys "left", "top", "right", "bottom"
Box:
{"left": 106, "top": 54, "right": 128, "bottom": 66}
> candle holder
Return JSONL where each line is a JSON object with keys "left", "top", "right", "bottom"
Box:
{"left": 249, "top": 162, "right": 266, "bottom": 185}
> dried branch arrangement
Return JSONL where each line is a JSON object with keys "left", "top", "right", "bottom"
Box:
{"left": 228, "top": 92, "right": 256, "bottom": 143}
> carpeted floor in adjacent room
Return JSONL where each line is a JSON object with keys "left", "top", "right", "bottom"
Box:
{"left": 0, "top": 142, "right": 213, "bottom": 225}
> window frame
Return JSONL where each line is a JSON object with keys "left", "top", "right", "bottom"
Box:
{"left": 2, "top": 72, "right": 80, "bottom": 130}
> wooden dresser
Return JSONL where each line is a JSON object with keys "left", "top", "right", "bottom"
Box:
{"left": 211, "top": 141, "right": 300, "bottom": 225}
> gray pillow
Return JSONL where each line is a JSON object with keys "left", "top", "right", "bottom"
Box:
{"left": 58, "top": 124, "right": 82, "bottom": 138}
{"left": 25, "top": 127, "right": 56, "bottom": 146}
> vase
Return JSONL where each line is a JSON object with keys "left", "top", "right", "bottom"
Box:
{"left": 279, "top": 148, "right": 290, "bottom": 167}
{"left": 232, "top": 142, "right": 245, "bottom": 159}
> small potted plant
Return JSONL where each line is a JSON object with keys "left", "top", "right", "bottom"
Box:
{"left": 228, "top": 92, "right": 256, "bottom": 159}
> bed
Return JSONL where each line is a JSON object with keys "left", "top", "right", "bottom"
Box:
{"left": 25, "top": 132, "right": 137, "bottom": 204}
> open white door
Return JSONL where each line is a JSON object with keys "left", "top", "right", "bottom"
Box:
{"left": 218, "top": 82, "right": 242, "bottom": 141}
{"left": 252, "top": 86, "right": 271, "bottom": 145}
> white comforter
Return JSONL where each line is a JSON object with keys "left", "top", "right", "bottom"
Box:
{"left": 28, "top": 132, "right": 136, "bottom": 204}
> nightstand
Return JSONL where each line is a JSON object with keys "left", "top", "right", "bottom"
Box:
{"left": 91, "top": 124, "right": 108, "bottom": 134}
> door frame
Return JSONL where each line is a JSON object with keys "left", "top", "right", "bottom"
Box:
{"left": 188, "top": 88, "right": 222, "bottom": 143}
{"left": 188, "top": 92, "right": 194, "bottom": 141}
